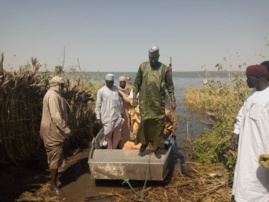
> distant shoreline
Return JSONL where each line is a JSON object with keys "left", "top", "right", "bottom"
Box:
{"left": 39, "top": 71, "right": 245, "bottom": 73}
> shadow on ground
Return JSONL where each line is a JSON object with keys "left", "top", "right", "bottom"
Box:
{"left": 0, "top": 160, "right": 50, "bottom": 202}
{"left": 59, "top": 157, "right": 90, "bottom": 187}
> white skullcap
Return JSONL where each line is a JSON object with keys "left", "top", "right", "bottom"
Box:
{"left": 49, "top": 76, "right": 65, "bottom": 87}
{"left": 148, "top": 46, "right": 159, "bottom": 57}
{"left": 105, "top": 73, "right": 114, "bottom": 81}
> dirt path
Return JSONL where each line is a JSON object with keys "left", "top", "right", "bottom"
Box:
{"left": 0, "top": 138, "right": 188, "bottom": 202}
{"left": 1, "top": 148, "right": 128, "bottom": 202}
{"left": 0, "top": 144, "right": 231, "bottom": 201}
{"left": 58, "top": 148, "right": 127, "bottom": 202}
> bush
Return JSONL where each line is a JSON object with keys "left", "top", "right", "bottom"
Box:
{"left": 184, "top": 69, "right": 250, "bottom": 175}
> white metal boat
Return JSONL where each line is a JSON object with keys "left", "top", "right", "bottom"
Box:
{"left": 88, "top": 129, "right": 172, "bottom": 181}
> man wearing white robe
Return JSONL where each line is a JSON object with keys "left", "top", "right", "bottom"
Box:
{"left": 231, "top": 65, "right": 269, "bottom": 201}
{"left": 95, "top": 74, "right": 124, "bottom": 149}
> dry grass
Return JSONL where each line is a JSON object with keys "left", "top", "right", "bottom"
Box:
{"left": 105, "top": 163, "right": 232, "bottom": 202}
{"left": 0, "top": 53, "right": 95, "bottom": 164}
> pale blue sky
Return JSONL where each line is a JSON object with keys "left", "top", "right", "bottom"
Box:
{"left": 1, "top": 0, "right": 269, "bottom": 72}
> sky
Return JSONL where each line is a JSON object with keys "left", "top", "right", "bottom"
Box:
{"left": 1, "top": 0, "right": 269, "bottom": 72}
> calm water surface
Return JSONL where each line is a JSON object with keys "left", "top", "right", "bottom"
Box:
{"left": 60, "top": 71, "right": 238, "bottom": 201}
{"left": 84, "top": 71, "right": 238, "bottom": 140}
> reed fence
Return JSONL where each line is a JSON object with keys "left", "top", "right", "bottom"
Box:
{"left": 0, "top": 53, "right": 94, "bottom": 164}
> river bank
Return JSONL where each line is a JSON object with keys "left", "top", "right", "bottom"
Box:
{"left": 0, "top": 57, "right": 237, "bottom": 201}
{"left": 0, "top": 138, "right": 232, "bottom": 202}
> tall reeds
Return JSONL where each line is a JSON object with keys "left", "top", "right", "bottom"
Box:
{"left": 0, "top": 54, "right": 44, "bottom": 163}
{"left": 0, "top": 53, "right": 95, "bottom": 164}
{"left": 184, "top": 70, "right": 250, "bottom": 175}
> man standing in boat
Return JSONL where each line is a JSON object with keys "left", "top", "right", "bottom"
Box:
{"left": 133, "top": 46, "right": 177, "bottom": 158}
{"left": 95, "top": 74, "right": 124, "bottom": 149}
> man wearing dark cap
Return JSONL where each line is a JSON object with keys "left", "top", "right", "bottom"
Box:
{"left": 133, "top": 46, "right": 176, "bottom": 158}
{"left": 231, "top": 65, "right": 269, "bottom": 201}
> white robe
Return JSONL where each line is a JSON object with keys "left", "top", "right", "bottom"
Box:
{"left": 95, "top": 85, "right": 123, "bottom": 136}
{"left": 232, "top": 87, "right": 269, "bottom": 202}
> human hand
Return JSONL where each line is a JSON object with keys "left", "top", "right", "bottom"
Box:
{"left": 171, "top": 133, "right": 176, "bottom": 139}
{"left": 171, "top": 101, "right": 177, "bottom": 111}
{"left": 133, "top": 98, "right": 139, "bottom": 108}
{"left": 65, "top": 131, "right": 73, "bottom": 140}
{"left": 231, "top": 133, "right": 238, "bottom": 147}
{"left": 97, "top": 119, "right": 102, "bottom": 126}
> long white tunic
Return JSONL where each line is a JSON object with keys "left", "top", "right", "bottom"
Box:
{"left": 95, "top": 85, "right": 123, "bottom": 136}
{"left": 232, "top": 87, "right": 269, "bottom": 202}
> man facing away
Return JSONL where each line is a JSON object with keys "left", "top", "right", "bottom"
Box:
{"left": 95, "top": 74, "right": 124, "bottom": 149}
{"left": 40, "top": 76, "right": 72, "bottom": 195}
{"left": 118, "top": 76, "right": 131, "bottom": 148}
{"left": 231, "top": 65, "right": 269, "bottom": 201}
{"left": 133, "top": 46, "right": 177, "bottom": 158}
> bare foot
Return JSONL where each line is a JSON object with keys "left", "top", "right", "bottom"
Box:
{"left": 50, "top": 185, "right": 63, "bottom": 196}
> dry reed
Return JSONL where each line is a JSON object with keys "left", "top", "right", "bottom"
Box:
{"left": 105, "top": 162, "right": 231, "bottom": 201}
{"left": 0, "top": 53, "right": 95, "bottom": 164}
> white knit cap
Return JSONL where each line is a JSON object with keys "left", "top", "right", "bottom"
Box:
{"left": 105, "top": 73, "right": 114, "bottom": 81}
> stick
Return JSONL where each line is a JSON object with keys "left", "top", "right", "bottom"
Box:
{"left": 198, "top": 182, "right": 228, "bottom": 196}
{"left": 77, "top": 58, "right": 82, "bottom": 86}
{"left": 85, "top": 195, "right": 115, "bottom": 201}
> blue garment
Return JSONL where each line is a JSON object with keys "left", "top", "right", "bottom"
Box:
{"left": 164, "top": 136, "right": 185, "bottom": 164}
{"left": 172, "top": 141, "right": 185, "bottom": 164}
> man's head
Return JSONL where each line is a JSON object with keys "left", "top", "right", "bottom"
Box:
{"left": 261, "top": 61, "right": 269, "bottom": 71}
{"left": 246, "top": 65, "right": 268, "bottom": 89}
{"left": 105, "top": 73, "right": 114, "bottom": 88}
{"left": 49, "top": 76, "right": 65, "bottom": 93}
{"left": 148, "top": 46, "right": 160, "bottom": 66}
{"left": 260, "top": 61, "right": 269, "bottom": 80}
{"left": 119, "top": 76, "right": 127, "bottom": 88}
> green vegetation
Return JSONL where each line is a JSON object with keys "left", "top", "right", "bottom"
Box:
{"left": 184, "top": 67, "right": 251, "bottom": 180}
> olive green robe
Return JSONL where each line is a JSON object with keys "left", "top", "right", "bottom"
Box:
{"left": 133, "top": 61, "right": 175, "bottom": 151}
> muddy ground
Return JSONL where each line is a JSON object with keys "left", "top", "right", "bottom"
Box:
{"left": 0, "top": 144, "right": 183, "bottom": 202}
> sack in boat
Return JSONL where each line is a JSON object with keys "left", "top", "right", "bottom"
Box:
{"left": 259, "top": 154, "right": 269, "bottom": 170}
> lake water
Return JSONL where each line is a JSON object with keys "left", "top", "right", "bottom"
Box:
{"left": 59, "top": 71, "right": 240, "bottom": 200}
{"left": 84, "top": 71, "right": 242, "bottom": 142}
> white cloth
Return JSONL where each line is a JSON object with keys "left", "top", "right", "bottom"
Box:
{"left": 95, "top": 85, "right": 123, "bottom": 136}
{"left": 49, "top": 76, "right": 64, "bottom": 87}
{"left": 232, "top": 87, "right": 269, "bottom": 202}
{"left": 129, "top": 89, "right": 139, "bottom": 99}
